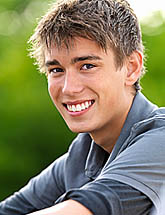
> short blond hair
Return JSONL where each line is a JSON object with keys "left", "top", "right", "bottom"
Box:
{"left": 29, "top": 0, "right": 144, "bottom": 90}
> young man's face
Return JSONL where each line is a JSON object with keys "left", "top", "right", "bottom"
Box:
{"left": 45, "top": 37, "right": 133, "bottom": 139}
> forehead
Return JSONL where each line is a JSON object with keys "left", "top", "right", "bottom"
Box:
{"left": 44, "top": 37, "right": 114, "bottom": 62}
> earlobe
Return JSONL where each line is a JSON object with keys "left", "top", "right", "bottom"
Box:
{"left": 125, "top": 51, "right": 143, "bottom": 87}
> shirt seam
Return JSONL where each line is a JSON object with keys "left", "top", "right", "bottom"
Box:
{"left": 133, "top": 116, "right": 165, "bottom": 130}
{"left": 107, "top": 172, "right": 160, "bottom": 202}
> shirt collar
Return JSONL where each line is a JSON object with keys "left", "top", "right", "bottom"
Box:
{"left": 109, "top": 92, "right": 157, "bottom": 162}
{"left": 85, "top": 92, "right": 157, "bottom": 179}
{"left": 85, "top": 140, "right": 109, "bottom": 179}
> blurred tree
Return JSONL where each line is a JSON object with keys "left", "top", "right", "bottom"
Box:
{"left": 0, "top": 0, "right": 164, "bottom": 200}
{"left": 0, "top": 0, "right": 76, "bottom": 199}
{"left": 141, "top": 11, "right": 165, "bottom": 106}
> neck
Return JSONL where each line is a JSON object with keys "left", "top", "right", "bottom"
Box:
{"left": 89, "top": 116, "right": 125, "bottom": 153}
{"left": 90, "top": 92, "right": 135, "bottom": 153}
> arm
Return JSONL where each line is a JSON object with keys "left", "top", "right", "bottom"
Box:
{"left": 26, "top": 129, "right": 156, "bottom": 215}
{"left": 28, "top": 200, "right": 93, "bottom": 215}
{"left": 27, "top": 179, "right": 152, "bottom": 215}
{"left": 0, "top": 154, "right": 67, "bottom": 215}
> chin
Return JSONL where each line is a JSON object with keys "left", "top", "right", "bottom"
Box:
{"left": 67, "top": 124, "right": 92, "bottom": 134}
{"left": 69, "top": 127, "right": 89, "bottom": 133}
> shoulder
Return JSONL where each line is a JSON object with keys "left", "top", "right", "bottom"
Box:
{"left": 128, "top": 106, "right": 165, "bottom": 142}
{"left": 101, "top": 109, "right": 165, "bottom": 210}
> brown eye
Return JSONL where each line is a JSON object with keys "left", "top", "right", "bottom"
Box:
{"left": 81, "top": 64, "right": 95, "bottom": 70}
{"left": 49, "top": 68, "right": 64, "bottom": 74}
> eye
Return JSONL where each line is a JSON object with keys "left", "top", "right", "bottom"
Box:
{"left": 81, "top": 64, "right": 95, "bottom": 70}
{"left": 49, "top": 68, "right": 64, "bottom": 75}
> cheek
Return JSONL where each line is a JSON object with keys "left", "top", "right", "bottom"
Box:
{"left": 48, "top": 81, "right": 58, "bottom": 104}
{"left": 48, "top": 82, "right": 53, "bottom": 97}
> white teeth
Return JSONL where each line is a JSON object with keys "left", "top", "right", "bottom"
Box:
{"left": 85, "top": 101, "right": 89, "bottom": 108}
{"left": 66, "top": 100, "right": 94, "bottom": 112}
{"left": 76, "top": 104, "right": 81, "bottom": 111}
{"left": 81, "top": 103, "right": 86, "bottom": 110}
{"left": 72, "top": 105, "right": 76, "bottom": 112}
{"left": 67, "top": 105, "right": 72, "bottom": 111}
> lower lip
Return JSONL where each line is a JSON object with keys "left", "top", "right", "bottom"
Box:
{"left": 66, "top": 104, "right": 94, "bottom": 117}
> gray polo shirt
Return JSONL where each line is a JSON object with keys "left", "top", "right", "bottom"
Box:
{"left": 0, "top": 92, "right": 165, "bottom": 214}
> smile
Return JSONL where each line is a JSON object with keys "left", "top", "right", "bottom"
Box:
{"left": 64, "top": 100, "right": 95, "bottom": 112}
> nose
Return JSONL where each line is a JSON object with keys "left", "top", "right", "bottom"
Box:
{"left": 62, "top": 70, "right": 84, "bottom": 96}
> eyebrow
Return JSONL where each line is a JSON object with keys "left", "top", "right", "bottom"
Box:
{"left": 45, "top": 55, "right": 102, "bottom": 67}
{"left": 71, "top": 55, "right": 102, "bottom": 64}
{"left": 45, "top": 59, "right": 61, "bottom": 67}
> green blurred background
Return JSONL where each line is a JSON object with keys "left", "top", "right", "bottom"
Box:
{"left": 0, "top": 0, "right": 164, "bottom": 200}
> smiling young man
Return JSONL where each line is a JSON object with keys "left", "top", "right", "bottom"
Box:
{"left": 0, "top": 0, "right": 165, "bottom": 215}
{"left": 46, "top": 36, "right": 139, "bottom": 153}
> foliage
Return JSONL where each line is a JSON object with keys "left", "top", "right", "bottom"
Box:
{"left": 0, "top": 1, "right": 165, "bottom": 200}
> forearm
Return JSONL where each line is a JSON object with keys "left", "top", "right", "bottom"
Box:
{"left": 0, "top": 192, "right": 36, "bottom": 215}
{"left": 54, "top": 179, "right": 152, "bottom": 215}
{"left": 27, "top": 200, "right": 93, "bottom": 215}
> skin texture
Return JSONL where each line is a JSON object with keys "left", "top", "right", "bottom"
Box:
{"left": 28, "top": 200, "right": 93, "bottom": 215}
{"left": 28, "top": 37, "right": 142, "bottom": 214}
{"left": 46, "top": 37, "right": 142, "bottom": 153}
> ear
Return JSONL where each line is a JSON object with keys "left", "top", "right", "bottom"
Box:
{"left": 125, "top": 51, "right": 143, "bottom": 87}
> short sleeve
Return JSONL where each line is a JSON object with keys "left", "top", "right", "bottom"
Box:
{"left": 99, "top": 125, "right": 165, "bottom": 211}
